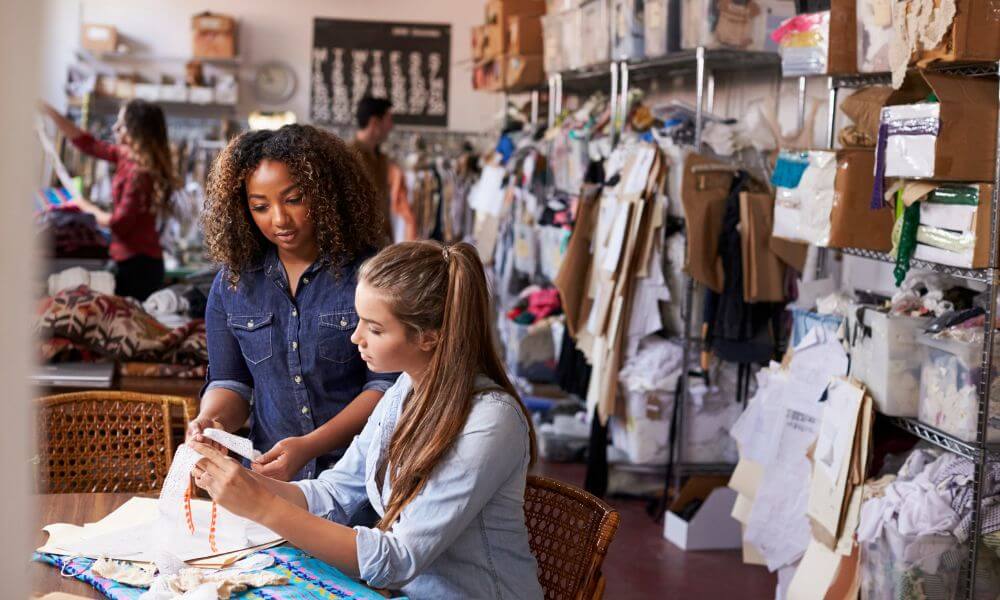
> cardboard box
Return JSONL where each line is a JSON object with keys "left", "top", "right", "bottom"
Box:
{"left": 81, "top": 24, "right": 118, "bottom": 54}
{"left": 910, "top": 184, "right": 996, "bottom": 268}
{"left": 547, "top": 0, "right": 580, "bottom": 12}
{"left": 963, "top": 184, "right": 995, "bottom": 269}
{"left": 664, "top": 476, "right": 743, "bottom": 551}
{"left": 113, "top": 77, "right": 136, "bottom": 99}
{"left": 474, "top": 24, "right": 505, "bottom": 60}
{"left": 192, "top": 12, "right": 236, "bottom": 59}
{"left": 918, "top": 0, "right": 1000, "bottom": 65}
{"left": 828, "top": 149, "right": 894, "bottom": 252}
{"left": 505, "top": 54, "right": 545, "bottom": 90}
{"left": 883, "top": 71, "right": 999, "bottom": 182}
{"left": 508, "top": 15, "right": 544, "bottom": 55}
{"left": 95, "top": 75, "right": 118, "bottom": 97}
{"left": 682, "top": 0, "right": 796, "bottom": 52}
{"left": 827, "top": 0, "right": 857, "bottom": 74}
{"left": 473, "top": 56, "right": 506, "bottom": 91}
{"left": 486, "top": 0, "right": 547, "bottom": 26}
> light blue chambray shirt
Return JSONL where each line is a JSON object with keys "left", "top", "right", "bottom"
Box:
{"left": 293, "top": 372, "right": 543, "bottom": 600}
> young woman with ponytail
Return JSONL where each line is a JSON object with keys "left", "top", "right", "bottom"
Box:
{"left": 189, "top": 241, "right": 543, "bottom": 599}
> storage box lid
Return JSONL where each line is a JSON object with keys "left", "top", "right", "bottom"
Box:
{"left": 192, "top": 12, "right": 236, "bottom": 32}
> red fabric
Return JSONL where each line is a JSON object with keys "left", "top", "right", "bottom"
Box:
{"left": 71, "top": 134, "right": 163, "bottom": 262}
{"left": 527, "top": 288, "right": 562, "bottom": 320}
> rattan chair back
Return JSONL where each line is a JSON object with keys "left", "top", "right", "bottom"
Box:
{"left": 524, "top": 475, "right": 621, "bottom": 600}
{"left": 35, "top": 391, "right": 195, "bottom": 493}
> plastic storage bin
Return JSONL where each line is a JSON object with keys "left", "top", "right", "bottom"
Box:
{"left": 855, "top": 0, "right": 891, "bottom": 73}
{"left": 580, "top": 0, "right": 611, "bottom": 67}
{"left": 611, "top": 0, "right": 645, "bottom": 60}
{"left": 917, "top": 332, "right": 1000, "bottom": 443}
{"left": 542, "top": 12, "right": 565, "bottom": 74}
{"left": 681, "top": 0, "right": 795, "bottom": 52}
{"left": 644, "top": 0, "right": 679, "bottom": 57}
{"left": 845, "top": 305, "right": 929, "bottom": 417}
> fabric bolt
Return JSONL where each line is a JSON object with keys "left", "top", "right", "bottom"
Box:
{"left": 204, "top": 248, "right": 396, "bottom": 479}
{"left": 293, "top": 373, "right": 543, "bottom": 599}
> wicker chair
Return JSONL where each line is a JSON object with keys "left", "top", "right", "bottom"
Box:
{"left": 524, "top": 475, "right": 621, "bottom": 600}
{"left": 35, "top": 391, "right": 196, "bottom": 494}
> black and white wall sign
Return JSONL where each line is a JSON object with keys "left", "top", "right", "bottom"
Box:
{"left": 311, "top": 18, "right": 451, "bottom": 127}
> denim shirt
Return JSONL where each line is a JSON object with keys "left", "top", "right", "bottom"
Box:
{"left": 204, "top": 248, "right": 396, "bottom": 479}
{"left": 294, "top": 373, "right": 544, "bottom": 599}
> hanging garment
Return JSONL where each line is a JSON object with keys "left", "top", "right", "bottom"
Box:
{"left": 680, "top": 154, "right": 734, "bottom": 293}
{"left": 704, "top": 173, "right": 785, "bottom": 364}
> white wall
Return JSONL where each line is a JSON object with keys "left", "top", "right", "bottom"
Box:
{"left": 42, "top": 0, "right": 504, "bottom": 132}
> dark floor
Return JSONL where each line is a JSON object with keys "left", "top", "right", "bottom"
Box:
{"left": 533, "top": 461, "right": 776, "bottom": 600}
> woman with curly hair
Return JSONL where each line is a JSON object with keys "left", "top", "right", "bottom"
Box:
{"left": 188, "top": 124, "right": 396, "bottom": 482}
{"left": 41, "top": 99, "right": 176, "bottom": 300}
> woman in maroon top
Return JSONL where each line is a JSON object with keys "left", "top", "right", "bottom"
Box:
{"left": 41, "top": 99, "right": 175, "bottom": 300}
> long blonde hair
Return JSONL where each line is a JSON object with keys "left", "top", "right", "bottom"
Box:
{"left": 359, "top": 241, "right": 537, "bottom": 530}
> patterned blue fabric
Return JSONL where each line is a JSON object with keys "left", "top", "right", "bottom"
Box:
{"left": 33, "top": 546, "right": 405, "bottom": 599}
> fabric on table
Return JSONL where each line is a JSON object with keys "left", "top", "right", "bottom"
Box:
{"left": 33, "top": 546, "right": 399, "bottom": 599}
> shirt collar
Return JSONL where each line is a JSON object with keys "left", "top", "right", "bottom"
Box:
{"left": 260, "top": 246, "right": 334, "bottom": 284}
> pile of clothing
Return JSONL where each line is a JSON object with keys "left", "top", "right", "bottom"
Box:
{"left": 37, "top": 285, "right": 208, "bottom": 370}
{"left": 37, "top": 208, "right": 109, "bottom": 259}
{"left": 505, "top": 286, "right": 562, "bottom": 325}
{"left": 858, "top": 449, "right": 1000, "bottom": 599}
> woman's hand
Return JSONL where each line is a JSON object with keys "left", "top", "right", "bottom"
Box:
{"left": 190, "top": 441, "right": 275, "bottom": 523}
{"left": 186, "top": 415, "right": 226, "bottom": 452}
{"left": 251, "top": 436, "right": 316, "bottom": 481}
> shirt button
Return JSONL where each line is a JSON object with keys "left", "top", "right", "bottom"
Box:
{"left": 294, "top": 375, "right": 302, "bottom": 384}
{"left": 292, "top": 309, "right": 298, "bottom": 317}
{"left": 303, "top": 277, "right": 310, "bottom": 284}
{"left": 301, "top": 406, "right": 309, "bottom": 414}
{"left": 340, "top": 318, "right": 348, "bottom": 327}
{"left": 292, "top": 341, "right": 298, "bottom": 350}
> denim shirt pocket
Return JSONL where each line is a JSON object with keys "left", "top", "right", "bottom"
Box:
{"left": 318, "top": 310, "right": 360, "bottom": 364}
{"left": 228, "top": 313, "right": 274, "bottom": 365}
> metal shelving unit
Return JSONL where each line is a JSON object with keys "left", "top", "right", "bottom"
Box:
{"left": 888, "top": 417, "right": 1000, "bottom": 462}
{"left": 537, "top": 48, "right": 782, "bottom": 510}
{"left": 838, "top": 247, "right": 992, "bottom": 282}
{"left": 829, "top": 61, "right": 1000, "bottom": 599}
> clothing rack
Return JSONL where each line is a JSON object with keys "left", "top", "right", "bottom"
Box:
{"left": 318, "top": 123, "right": 492, "bottom": 164}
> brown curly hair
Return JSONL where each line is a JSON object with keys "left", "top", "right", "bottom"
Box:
{"left": 202, "top": 124, "right": 386, "bottom": 287}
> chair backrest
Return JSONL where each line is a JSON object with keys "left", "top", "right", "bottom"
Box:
{"left": 35, "top": 391, "right": 196, "bottom": 494}
{"left": 524, "top": 475, "right": 621, "bottom": 600}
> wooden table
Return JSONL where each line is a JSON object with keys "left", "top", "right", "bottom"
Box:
{"left": 32, "top": 493, "right": 134, "bottom": 598}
